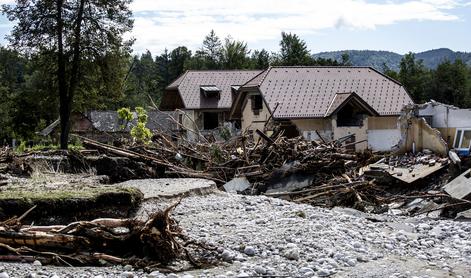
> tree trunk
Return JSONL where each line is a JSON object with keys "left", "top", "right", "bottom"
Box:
{"left": 56, "top": 0, "right": 68, "bottom": 150}
{"left": 67, "top": 0, "right": 85, "bottom": 115}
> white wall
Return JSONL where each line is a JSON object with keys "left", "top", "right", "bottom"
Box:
{"left": 419, "top": 103, "right": 471, "bottom": 128}
{"left": 367, "top": 129, "right": 402, "bottom": 152}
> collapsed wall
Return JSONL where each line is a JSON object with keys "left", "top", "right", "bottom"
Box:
{"left": 398, "top": 103, "right": 449, "bottom": 155}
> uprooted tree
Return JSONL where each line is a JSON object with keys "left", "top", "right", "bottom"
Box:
{"left": 2, "top": 0, "right": 134, "bottom": 150}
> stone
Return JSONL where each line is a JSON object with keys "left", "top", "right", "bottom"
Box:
{"left": 221, "top": 250, "right": 233, "bottom": 262}
{"left": 123, "top": 265, "right": 133, "bottom": 271}
{"left": 32, "top": 260, "right": 42, "bottom": 266}
{"left": 317, "top": 268, "right": 331, "bottom": 277}
{"left": 223, "top": 177, "right": 251, "bottom": 193}
{"left": 299, "top": 267, "right": 314, "bottom": 274}
{"left": 254, "top": 266, "right": 267, "bottom": 275}
{"left": 120, "top": 272, "right": 134, "bottom": 278}
{"left": 0, "top": 272, "right": 9, "bottom": 278}
{"left": 283, "top": 247, "right": 300, "bottom": 260}
{"left": 243, "top": 246, "right": 256, "bottom": 256}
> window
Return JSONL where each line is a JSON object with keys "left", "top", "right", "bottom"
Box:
{"left": 203, "top": 112, "right": 219, "bottom": 130}
{"left": 454, "top": 129, "right": 471, "bottom": 149}
{"left": 251, "top": 95, "right": 263, "bottom": 115}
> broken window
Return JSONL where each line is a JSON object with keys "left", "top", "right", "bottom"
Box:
{"left": 454, "top": 129, "right": 471, "bottom": 149}
{"left": 336, "top": 103, "right": 364, "bottom": 127}
{"left": 203, "top": 112, "right": 219, "bottom": 130}
{"left": 252, "top": 95, "right": 263, "bottom": 115}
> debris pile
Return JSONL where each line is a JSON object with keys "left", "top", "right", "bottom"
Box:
{"left": 0, "top": 203, "right": 217, "bottom": 270}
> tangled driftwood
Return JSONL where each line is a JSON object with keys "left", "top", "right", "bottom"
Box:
{"left": 0, "top": 202, "right": 211, "bottom": 270}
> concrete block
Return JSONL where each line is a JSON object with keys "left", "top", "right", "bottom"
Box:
{"left": 443, "top": 169, "right": 471, "bottom": 200}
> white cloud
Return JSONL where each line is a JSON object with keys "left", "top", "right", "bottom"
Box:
{"left": 128, "top": 0, "right": 466, "bottom": 54}
{"left": 3, "top": 0, "right": 466, "bottom": 54}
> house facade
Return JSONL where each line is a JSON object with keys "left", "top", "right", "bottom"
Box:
{"left": 231, "top": 66, "right": 414, "bottom": 152}
{"left": 159, "top": 70, "right": 262, "bottom": 140}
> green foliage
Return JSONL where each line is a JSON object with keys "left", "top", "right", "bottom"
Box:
{"left": 398, "top": 53, "right": 431, "bottom": 102}
{"left": 117, "top": 107, "right": 133, "bottom": 130}
{"left": 430, "top": 59, "right": 470, "bottom": 107}
{"left": 278, "top": 32, "right": 312, "bottom": 66}
{"left": 222, "top": 37, "right": 250, "bottom": 69}
{"left": 130, "top": 107, "right": 152, "bottom": 144}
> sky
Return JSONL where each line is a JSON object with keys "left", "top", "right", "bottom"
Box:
{"left": 0, "top": 0, "right": 470, "bottom": 55}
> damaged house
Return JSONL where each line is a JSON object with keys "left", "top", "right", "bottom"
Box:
{"left": 39, "top": 110, "right": 178, "bottom": 143}
{"left": 231, "top": 66, "right": 414, "bottom": 152}
{"left": 159, "top": 70, "right": 262, "bottom": 140}
{"left": 406, "top": 101, "right": 471, "bottom": 156}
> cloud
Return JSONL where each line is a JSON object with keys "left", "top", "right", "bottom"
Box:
{"left": 128, "top": 0, "right": 466, "bottom": 54}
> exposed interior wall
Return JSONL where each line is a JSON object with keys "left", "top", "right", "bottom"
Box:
{"left": 398, "top": 109, "right": 448, "bottom": 155}
{"left": 291, "top": 119, "right": 332, "bottom": 141}
{"left": 332, "top": 115, "right": 369, "bottom": 152}
{"left": 366, "top": 116, "right": 401, "bottom": 151}
{"left": 418, "top": 101, "right": 471, "bottom": 148}
{"left": 368, "top": 116, "right": 398, "bottom": 130}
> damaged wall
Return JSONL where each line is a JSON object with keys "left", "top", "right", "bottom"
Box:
{"left": 398, "top": 106, "right": 448, "bottom": 155}
{"left": 418, "top": 101, "right": 471, "bottom": 148}
{"left": 367, "top": 116, "right": 401, "bottom": 152}
{"left": 291, "top": 119, "right": 333, "bottom": 142}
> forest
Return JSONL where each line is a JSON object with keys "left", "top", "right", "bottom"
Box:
{"left": 0, "top": 24, "right": 470, "bottom": 143}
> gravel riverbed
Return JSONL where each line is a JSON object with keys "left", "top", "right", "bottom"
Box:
{"left": 1, "top": 191, "right": 470, "bottom": 277}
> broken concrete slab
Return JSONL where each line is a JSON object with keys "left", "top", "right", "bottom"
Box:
{"left": 223, "top": 177, "right": 251, "bottom": 193}
{"left": 118, "top": 178, "right": 218, "bottom": 199}
{"left": 443, "top": 169, "right": 471, "bottom": 200}
{"left": 455, "top": 209, "right": 471, "bottom": 221}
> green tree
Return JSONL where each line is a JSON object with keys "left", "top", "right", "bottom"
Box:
{"left": 196, "top": 30, "right": 223, "bottom": 69}
{"left": 169, "top": 46, "right": 192, "bottom": 81}
{"left": 431, "top": 60, "right": 470, "bottom": 107}
{"left": 382, "top": 62, "right": 399, "bottom": 80}
{"left": 278, "top": 32, "right": 313, "bottom": 66}
{"left": 250, "top": 49, "right": 270, "bottom": 69}
{"left": 222, "top": 37, "right": 250, "bottom": 69}
{"left": 340, "top": 53, "right": 352, "bottom": 66}
{"left": 398, "top": 53, "right": 431, "bottom": 103}
{"left": 3, "top": 0, "right": 133, "bottom": 149}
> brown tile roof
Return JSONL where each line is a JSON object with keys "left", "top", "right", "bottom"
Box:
{"left": 165, "top": 70, "right": 262, "bottom": 110}
{"left": 240, "top": 66, "right": 413, "bottom": 118}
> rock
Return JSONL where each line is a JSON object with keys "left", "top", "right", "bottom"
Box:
{"left": 147, "top": 271, "right": 161, "bottom": 278}
{"left": 32, "top": 260, "right": 42, "bottom": 266}
{"left": 221, "top": 250, "right": 234, "bottom": 262}
{"left": 244, "top": 246, "right": 256, "bottom": 256}
{"left": 283, "top": 247, "right": 300, "bottom": 260}
{"left": 166, "top": 274, "right": 178, "bottom": 278}
{"left": 123, "top": 265, "right": 133, "bottom": 271}
{"left": 317, "top": 268, "right": 331, "bottom": 277}
{"left": 120, "top": 272, "right": 135, "bottom": 278}
{"left": 254, "top": 266, "right": 267, "bottom": 275}
{"left": 0, "top": 272, "right": 9, "bottom": 278}
{"left": 299, "top": 267, "right": 314, "bottom": 274}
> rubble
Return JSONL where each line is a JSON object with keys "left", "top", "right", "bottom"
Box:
{"left": 443, "top": 168, "right": 471, "bottom": 200}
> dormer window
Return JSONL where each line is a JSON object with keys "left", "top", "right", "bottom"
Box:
{"left": 200, "top": 85, "right": 220, "bottom": 99}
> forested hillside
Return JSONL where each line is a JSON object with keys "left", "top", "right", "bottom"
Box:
{"left": 313, "top": 48, "right": 471, "bottom": 71}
